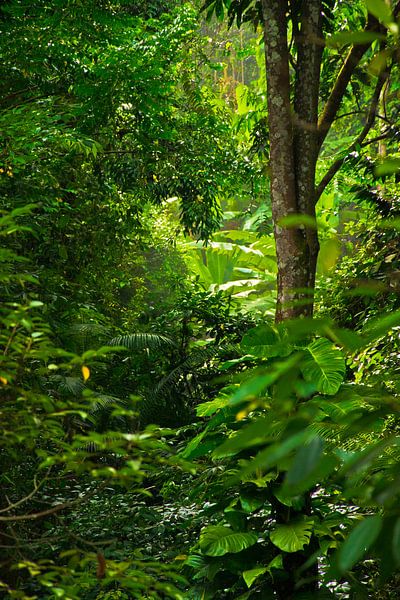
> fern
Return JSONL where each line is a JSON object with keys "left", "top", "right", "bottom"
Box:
{"left": 47, "top": 375, "right": 85, "bottom": 397}
{"left": 109, "top": 333, "right": 176, "bottom": 352}
{"left": 88, "top": 394, "right": 129, "bottom": 426}
{"left": 139, "top": 343, "right": 237, "bottom": 426}
{"left": 152, "top": 344, "right": 226, "bottom": 398}
{"left": 61, "top": 322, "right": 111, "bottom": 353}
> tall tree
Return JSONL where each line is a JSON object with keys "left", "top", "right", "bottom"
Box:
{"left": 201, "top": 1, "right": 400, "bottom": 595}
{"left": 203, "top": 0, "right": 400, "bottom": 321}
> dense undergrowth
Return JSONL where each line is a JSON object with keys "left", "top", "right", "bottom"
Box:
{"left": 1, "top": 0, "right": 400, "bottom": 599}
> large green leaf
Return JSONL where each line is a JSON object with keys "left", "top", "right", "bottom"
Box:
{"left": 240, "top": 489, "right": 268, "bottom": 513}
{"left": 199, "top": 526, "right": 258, "bottom": 556}
{"left": 241, "top": 325, "right": 289, "bottom": 357}
{"left": 196, "top": 395, "right": 229, "bottom": 417}
{"left": 283, "top": 453, "right": 338, "bottom": 495}
{"left": 301, "top": 338, "right": 345, "bottom": 395}
{"left": 182, "top": 410, "right": 227, "bottom": 459}
{"left": 336, "top": 515, "right": 382, "bottom": 573}
{"left": 227, "top": 353, "right": 303, "bottom": 407}
{"left": 270, "top": 519, "right": 313, "bottom": 553}
{"left": 242, "top": 557, "right": 283, "bottom": 590}
{"left": 213, "top": 417, "right": 274, "bottom": 457}
{"left": 237, "top": 429, "right": 312, "bottom": 478}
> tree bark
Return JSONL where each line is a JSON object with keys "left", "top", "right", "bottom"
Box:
{"left": 262, "top": 0, "right": 323, "bottom": 320}
{"left": 261, "top": 0, "right": 311, "bottom": 322}
{"left": 293, "top": 0, "right": 323, "bottom": 295}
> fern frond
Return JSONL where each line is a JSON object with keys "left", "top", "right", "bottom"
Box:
{"left": 109, "top": 333, "right": 176, "bottom": 352}
{"left": 87, "top": 394, "right": 130, "bottom": 432}
{"left": 89, "top": 394, "right": 128, "bottom": 416}
{"left": 60, "top": 322, "right": 111, "bottom": 353}
{"left": 153, "top": 345, "right": 221, "bottom": 398}
{"left": 48, "top": 375, "right": 85, "bottom": 397}
{"left": 138, "top": 344, "right": 232, "bottom": 426}
{"left": 64, "top": 323, "right": 111, "bottom": 337}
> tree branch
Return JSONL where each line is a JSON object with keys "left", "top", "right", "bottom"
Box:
{"left": 361, "top": 132, "right": 391, "bottom": 148}
{"left": 317, "top": 12, "right": 382, "bottom": 149}
{"left": 316, "top": 66, "right": 391, "bottom": 200}
{"left": 318, "top": 0, "right": 400, "bottom": 149}
{"left": 0, "top": 482, "right": 106, "bottom": 522}
{"left": 0, "top": 471, "right": 50, "bottom": 514}
{"left": 334, "top": 110, "right": 363, "bottom": 121}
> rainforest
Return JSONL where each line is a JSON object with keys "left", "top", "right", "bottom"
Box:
{"left": 1, "top": 0, "right": 400, "bottom": 598}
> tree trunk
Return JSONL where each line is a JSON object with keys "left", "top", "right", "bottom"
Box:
{"left": 261, "top": 0, "right": 323, "bottom": 596}
{"left": 261, "top": 0, "right": 310, "bottom": 321}
{"left": 261, "top": 0, "right": 322, "bottom": 321}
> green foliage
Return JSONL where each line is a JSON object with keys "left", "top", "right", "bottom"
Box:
{"left": 199, "top": 526, "right": 258, "bottom": 556}
{"left": 269, "top": 520, "right": 314, "bottom": 553}
{"left": 110, "top": 333, "right": 176, "bottom": 352}
{"left": 334, "top": 515, "right": 383, "bottom": 575}
{"left": 0, "top": 207, "right": 192, "bottom": 598}
{"left": 176, "top": 311, "right": 400, "bottom": 597}
{"left": 185, "top": 230, "right": 277, "bottom": 316}
{"left": 301, "top": 338, "right": 346, "bottom": 395}
{"left": 2, "top": 0, "right": 400, "bottom": 598}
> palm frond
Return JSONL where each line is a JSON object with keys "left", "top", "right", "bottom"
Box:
{"left": 139, "top": 344, "right": 236, "bottom": 426}
{"left": 48, "top": 375, "right": 85, "bottom": 397}
{"left": 109, "top": 333, "right": 176, "bottom": 352}
{"left": 60, "top": 322, "right": 111, "bottom": 353}
{"left": 153, "top": 344, "right": 222, "bottom": 398}
{"left": 64, "top": 323, "right": 111, "bottom": 337}
{"left": 87, "top": 393, "right": 131, "bottom": 432}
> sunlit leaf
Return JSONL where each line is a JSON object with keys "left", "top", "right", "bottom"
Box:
{"left": 327, "top": 30, "right": 386, "bottom": 47}
{"left": 301, "top": 338, "right": 345, "bottom": 395}
{"left": 242, "top": 567, "right": 267, "bottom": 588}
{"left": 270, "top": 519, "right": 313, "bottom": 553}
{"left": 241, "top": 324, "right": 289, "bottom": 357}
{"left": 374, "top": 158, "right": 400, "bottom": 176}
{"left": 200, "top": 526, "right": 258, "bottom": 556}
{"left": 196, "top": 396, "right": 229, "bottom": 416}
{"left": 81, "top": 366, "right": 90, "bottom": 381}
{"left": 318, "top": 237, "right": 341, "bottom": 274}
{"left": 365, "top": 0, "right": 393, "bottom": 25}
{"left": 277, "top": 214, "right": 317, "bottom": 229}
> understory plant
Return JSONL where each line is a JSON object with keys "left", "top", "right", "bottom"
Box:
{"left": 177, "top": 314, "right": 400, "bottom": 599}
{"left": 0, "top": 207, "right": 189, "bottom": 599}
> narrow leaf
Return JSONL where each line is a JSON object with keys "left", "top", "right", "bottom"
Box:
{"left": 336, "top": 515, "right": 382, "bottom": 573}
{"left": 285, "top": 437, "right": 324, "bottom": 487}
